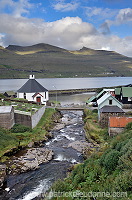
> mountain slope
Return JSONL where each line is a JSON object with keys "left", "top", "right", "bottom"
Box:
{"left": 0, "top": 43, "right": 131, "bottom": 78}
{"left": 6, "top": 43, "right": 67, "bottom": 55}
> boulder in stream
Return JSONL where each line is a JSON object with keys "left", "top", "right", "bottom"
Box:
{"left": 68, "top": 140, "right": 92, "bottom": 152}
{"left": 0, "top": 164, "right": 7, "bottom": 189}
{"left": 7, "top": 148, "right": 54, "bottom": 175}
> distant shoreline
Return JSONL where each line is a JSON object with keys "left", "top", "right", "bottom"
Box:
{"left": 49, "top": 88, "right": 96, "bottom": 96}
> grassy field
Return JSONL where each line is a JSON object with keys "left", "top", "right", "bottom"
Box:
{"left": 0, "top": 43, "right": 132, "bottom": 78}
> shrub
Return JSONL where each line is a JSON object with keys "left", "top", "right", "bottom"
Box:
{"left": 52, "top": 179, "right": 70, "bottom": 192}
{"left": 113, "top": 170, "right": 132, "bottom": 192}
{"left": 73, "top": 174, "right": 84, "bottom": 187}
{"left": 92, "top": 109, "right": 98, "bottom": 113}
{"left": 103, "top": 150, "right": 121, "bottom": 173}
{"left": 114, "top": 140, "right": 129, "bottom": 152}
{"left": 11, "top": 124, "right": 32, "bottom": 133}
{"left": 125, "top": 122, "right": 132, "bottom": 130}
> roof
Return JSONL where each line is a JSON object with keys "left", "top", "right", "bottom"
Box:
{"left": 122, "top": 87, "right": 132, "bottom": 97}
{"left": 125, "top": 84, "right": 132, "bottom": 87}
{"left": 96, "top": 89, "right": 115, "bottom": 99}
{"left": 17, "top": 79, "right": 48, "bottom": 93}
{"left": 32, "top": 92, "right": 44, "bottom": 98}
{"left": 97, "top": 92, "right": 122, "bottom": 107}
{"left": 115, "top": 88, "right": 121, "bottom": 95}
{"left": 100, "top": 105, "right": 124, "bottom": 113}
{"left": 109, "top": 117, "right": 132, "bottom": 128}
{"left": 86, "top": 96, "right": 96, "bottom": 103}
{"left": 0, "top": 106, "right": 13, "bottom": 113}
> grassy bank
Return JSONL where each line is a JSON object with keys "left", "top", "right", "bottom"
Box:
{"left": 0, "top": 108, "right": 58, "bottom": 159}
{"left": 50, "top": 109, "right": 132, "bottom": 200}
{"left": 83, "top": 109, "right": 108, "bottom": 157}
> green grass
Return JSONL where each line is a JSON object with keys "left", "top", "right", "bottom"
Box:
{"left": 83, "top": 109, "right": 108, "bottom": 149}
{"left": 0, "top": 108, "right": 56, "bottom": 158}
{"left": 0, "top": 128, "right": 19, "bottom": 157}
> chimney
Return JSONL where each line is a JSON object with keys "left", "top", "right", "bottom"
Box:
{"left": 29, "top": 75, "right": 35, "bottom": 79}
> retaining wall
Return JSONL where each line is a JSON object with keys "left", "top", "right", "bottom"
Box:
{"left": 0, "top": 110, "right": 14, "bottom": 129}
{"left": 31, "top": 106, "right": 45, "bottom": 128}
{"left": 14, "top": 106, "right": 45, "bottom": 128}
{"left": 109, "top": 127, "right": 124, "bottom": 136}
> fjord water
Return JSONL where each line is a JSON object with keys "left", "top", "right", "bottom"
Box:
{"left": 0, "top": 77, "right": 131, "bottom": 92}
{"left": 3, "top": 110, "right": 85, "bottom": 200}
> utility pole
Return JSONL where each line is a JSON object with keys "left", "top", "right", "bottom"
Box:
{"left": 53, "top": 85, "right": 57, "bottom": 107}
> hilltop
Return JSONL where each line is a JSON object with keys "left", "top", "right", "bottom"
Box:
{"left": 0, "top": 43, "right": 132, "bottom": 78}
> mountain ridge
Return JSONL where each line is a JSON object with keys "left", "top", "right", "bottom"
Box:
{"left": 0, "top": 43, "right": 132, "bottom": 79}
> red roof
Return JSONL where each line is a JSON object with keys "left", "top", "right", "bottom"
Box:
{"left": 109, "top": 117, "right": 132, "bottom": 128}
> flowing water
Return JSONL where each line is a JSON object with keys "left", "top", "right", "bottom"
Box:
{"left": 2, "top": 110, "right": 85, "bottom": 200}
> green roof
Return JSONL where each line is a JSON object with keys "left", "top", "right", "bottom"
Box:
{"left": 96, "top": 90, "right": 104, "bottom": 98}
{"left": 86, "top": 96, "right": 96, "bottom": 103}
{"left": 122, "top": 87, "right": 132, "bottom": 97}
{"left": 115, "top": 88, "right": 121, "bottom": 95}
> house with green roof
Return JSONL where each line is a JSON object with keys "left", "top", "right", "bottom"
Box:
{"left": 115, "top": 86, "right": 132, "bottom": 107}
{"left": 115, "top": 87, "right": 121, "bottom": 101}
{"left": 121, "top": 87, "right": 132, "bottom": 105}
{"left": 86, "top": 88, "right": 115, "bottom": 106}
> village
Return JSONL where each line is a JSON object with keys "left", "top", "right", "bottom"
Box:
{"left": 0, "top": 75, "right": 132, "bottom": 136}
{"left": 0, "top": 75, "right": 132, "bottom": 199}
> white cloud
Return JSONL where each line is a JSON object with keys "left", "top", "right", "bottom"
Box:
{"left": 106, "top": 8, "right": 132, "bottom": 26}
{"left": 0, "top": 33, "right": 5, "bottom": 46}
{"left": 0, "top": 13, "right": 132, "bottom": 57}
{"left": 52, "top": 1, "right": 79, "bottom": 12}
{"left": 85, "top": 7, "right": 118, "bottom": 20}
{"left": 0, "top": 0, "right": 33, "bottom": 17}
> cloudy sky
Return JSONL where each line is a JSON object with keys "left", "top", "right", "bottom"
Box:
{"left": 0, "top": 0, "right": 132, "bottom": 57}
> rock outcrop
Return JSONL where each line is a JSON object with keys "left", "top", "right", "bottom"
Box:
{"left": 7, "top": 148, "right": 53, "bottom": 175}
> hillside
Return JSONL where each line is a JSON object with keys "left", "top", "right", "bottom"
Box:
{"left": 0, "top": 43, "right": 132, "bottom": 78}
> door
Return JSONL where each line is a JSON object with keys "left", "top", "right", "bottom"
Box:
{"left": 36, "top": 97, "right": 41, "bottom": 103}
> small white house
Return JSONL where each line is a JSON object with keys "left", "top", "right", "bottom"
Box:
{"left": 97, "top": 92, "right": 123, "bottom": 119}
{"left": 17, "top": 75, "right": 49, "bottom": 105}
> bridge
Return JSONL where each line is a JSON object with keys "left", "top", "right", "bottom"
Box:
{"left": 55, "top": 106, "right": 85, "bottom": 111}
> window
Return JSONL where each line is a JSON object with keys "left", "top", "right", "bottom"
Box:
{"left": 24, "top": 93, "right": 26, "bottom": 99}
{"left": 109, "top": 99, "right": 112, "bottom": 105}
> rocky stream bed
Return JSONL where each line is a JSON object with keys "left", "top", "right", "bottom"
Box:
{"left": 0, "top": 110, "right": 94, "bottom": 200}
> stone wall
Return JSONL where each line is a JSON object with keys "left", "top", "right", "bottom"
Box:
{"left": 14, "top": 112, "right": 32, "bottom": 127}
{"left": 14, "top": 106, "right": 45, "bottom": 128}
{"left": 0, "top": 109, "right": 14, "bottom": 129}
{"left": 108, "top": 127, "right": 124, "bottom": 136}
{"left": 31, "top": 106, "right": 45, "bottom": 128}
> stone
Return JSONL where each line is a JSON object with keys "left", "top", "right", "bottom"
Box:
{"left": 53, "top": 123, "right": 65, "bottom": 130}
{"left": 7, "top": 148, "right": 54, "bottom": 175}
{"left": 0, "top": 164, "right": 7, "bottom": 188}
{"left": 68, "top": 140, "right": 91, "bottom": 152}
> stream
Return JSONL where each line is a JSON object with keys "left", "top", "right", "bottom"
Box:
{"left": 2, "top": 110, "right": 86, "bottom": 200}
